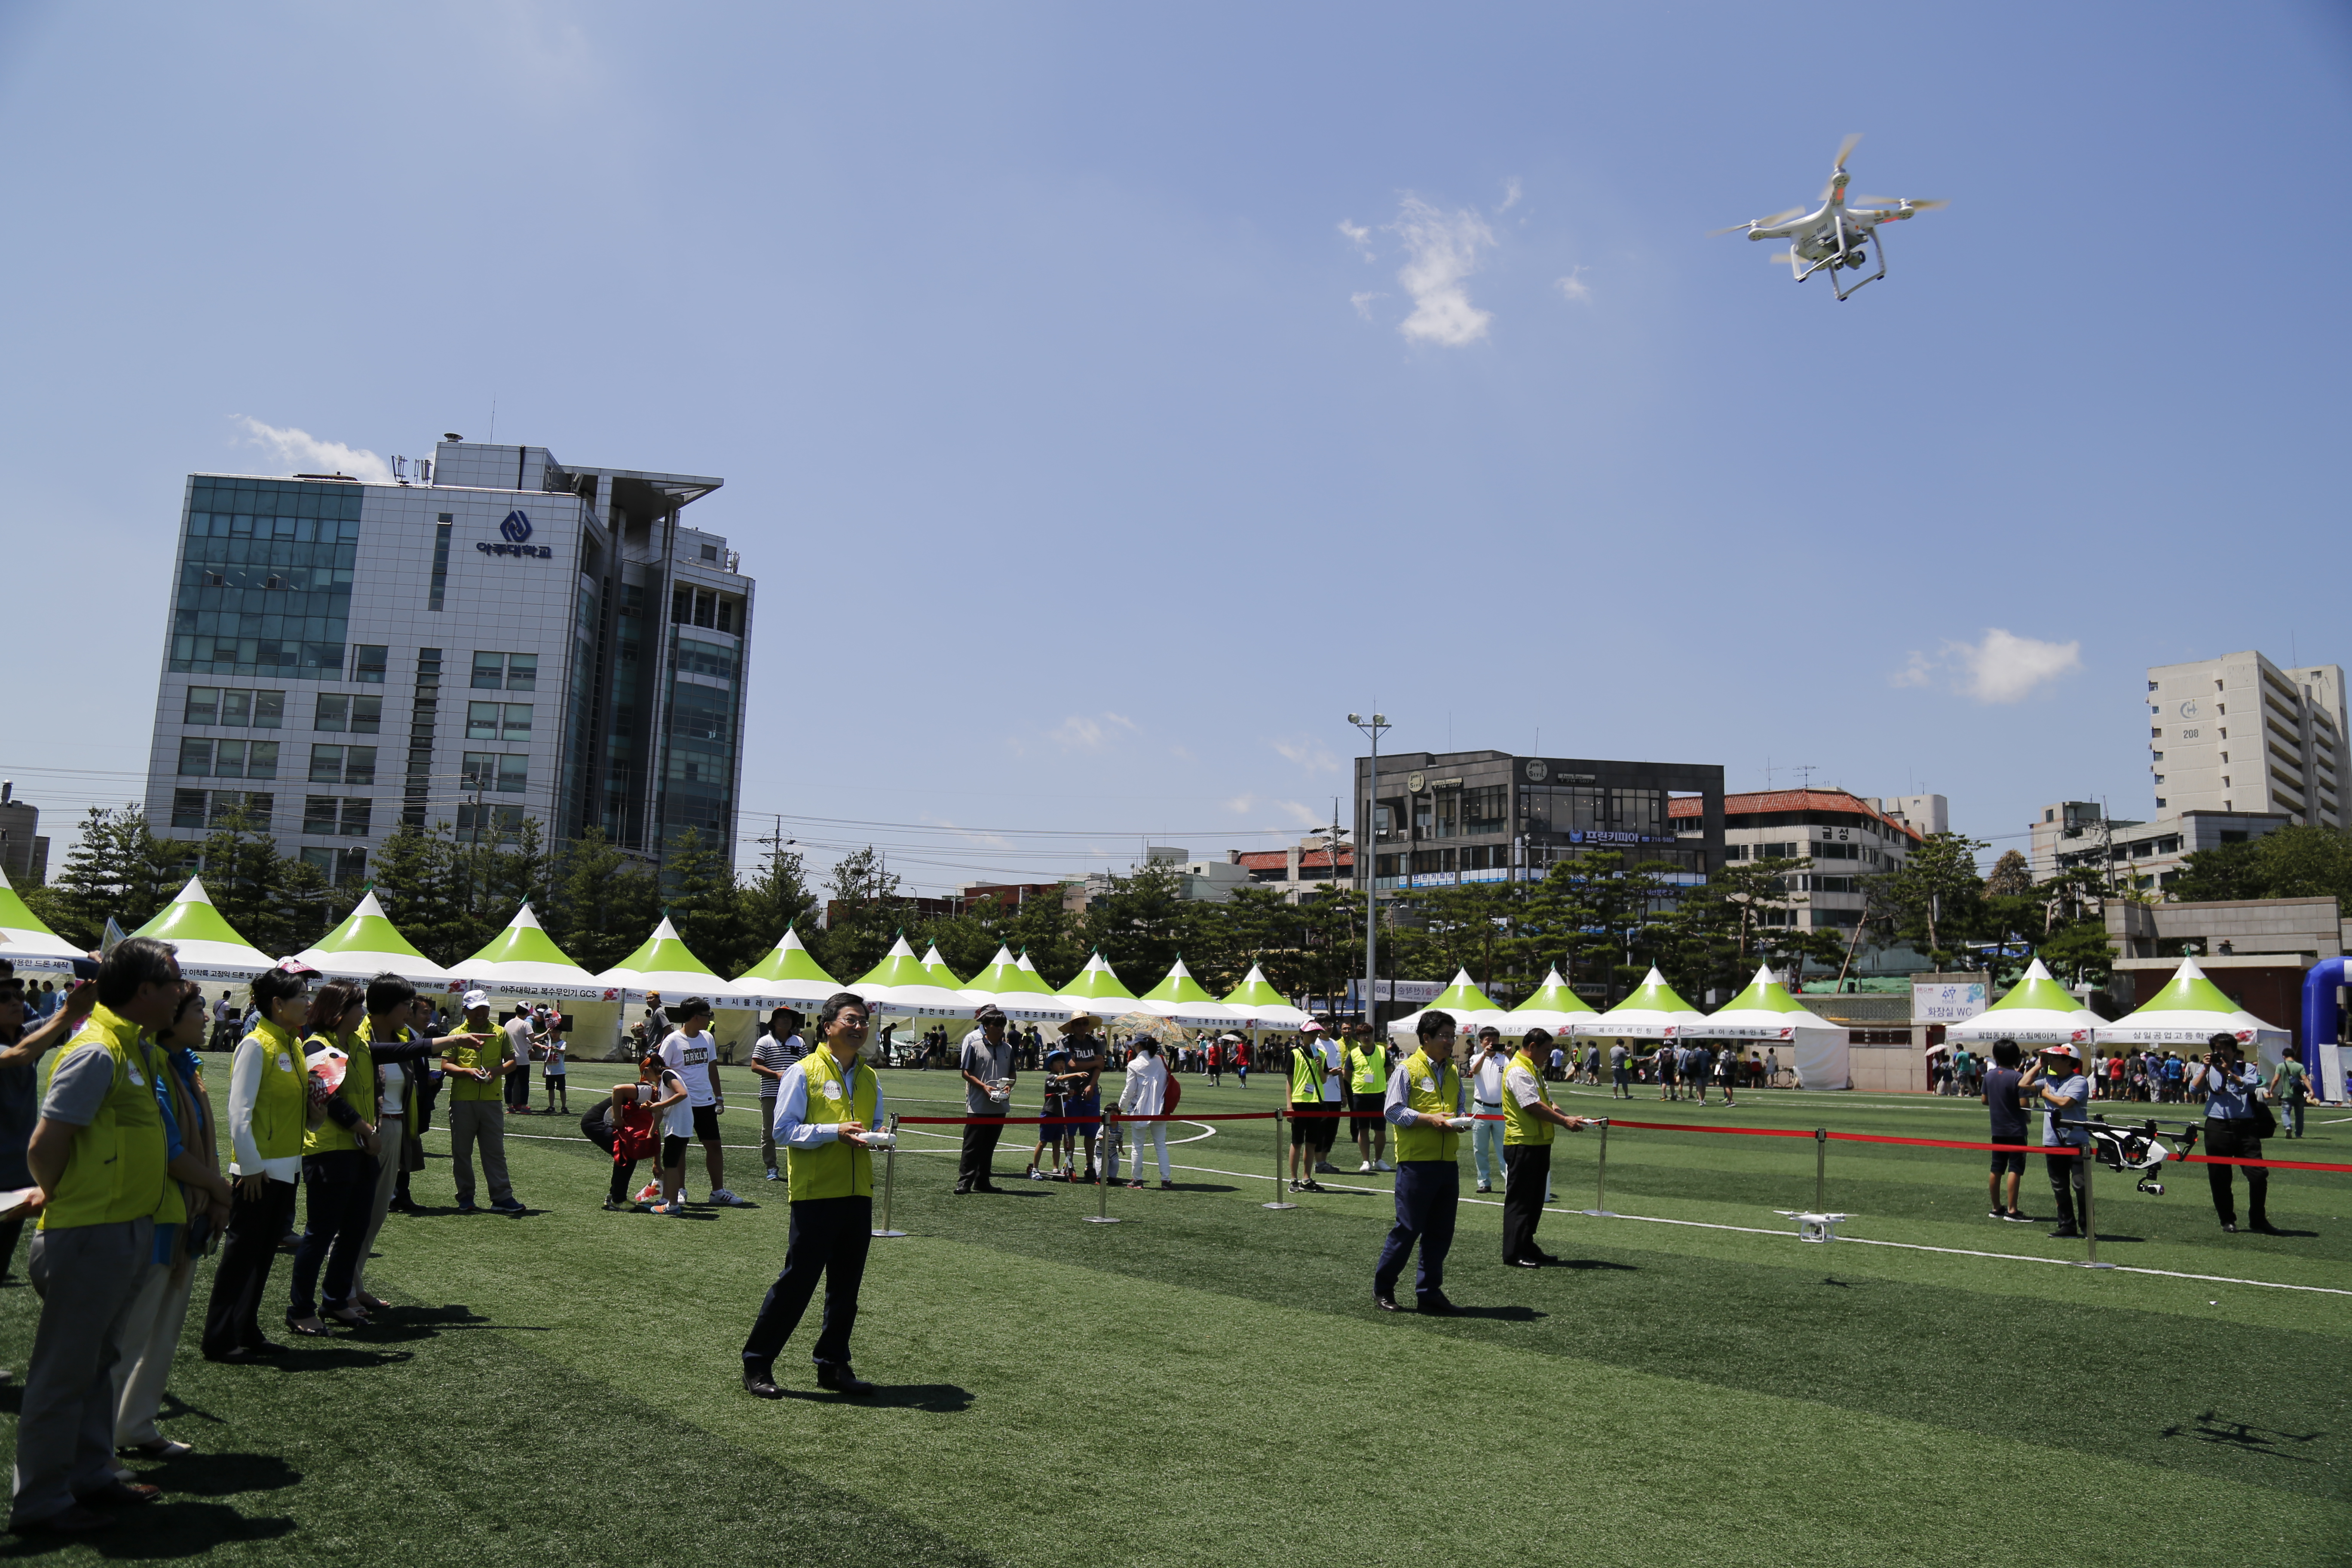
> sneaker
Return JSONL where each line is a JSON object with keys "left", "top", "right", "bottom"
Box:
{"left": 1375, "top": 1159, "right": 1395, "bottom": 1172}
{"left": 1303, "top": 1180, "right": 1326, "bottom": 1194}
{"left": 489, "top": 1198, "right": 526, "bottom": 1215}
{"left": 2002, "top": 1211, "right": 2033, "bottom": 1224}
{"left": 1475, "top": 1184, "right": 1493, "bottom": 1194}
{"left": 763, "top": 1169, "right": 781, "bottom": 1182}
{"left": 602, "top": 1201, "right": 628, "bottom": 1212}
{"left": 1314, "top": 1160, "right": 1341, "bottom": 1174}
{"left": 658, "top": 1201, "right": 686, "bottom": 1217}
{"left": 635, "top": 1183, "right": 662, "bottom": 1204}
{"left": 1127, "top": 1181, "right": 1145, "bottom": 1190}
{"left": 454, "top": 1202, "right": 478, "bottom": 1215}
{"left": 1988, "top": 1209, "right": 2006, "bottom": 1221}
{"left": 1159, "top": 1181, "right": 1175, "bottom": 1191}
{"left": 710, "top": 1189, "right": 741, "bottom": 1207}
{"left": 2220, "top": 1221, "right": 2239, "bottom": 1234}
{"left": 1358, "top": 1161, "right": 1375, "bottom": 1173}
{"left": 2049, "top": 1226, "right": 2082, "bottom": 1240}
{"left": 1288, "top": 1180, "right": 1305, "bottom": 1193}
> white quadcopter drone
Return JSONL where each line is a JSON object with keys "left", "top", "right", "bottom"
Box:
{"left": 1713, "top": 135, "right": 1945, "bottom": 300}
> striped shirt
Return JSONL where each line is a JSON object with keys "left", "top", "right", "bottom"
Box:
{"left": 753, "top": 1032, "right": 805, "bottom": 1096}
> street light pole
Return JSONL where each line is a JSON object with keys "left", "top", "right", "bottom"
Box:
{"left": 1348, "top": 712, "right": 1390, "bottom": 1028}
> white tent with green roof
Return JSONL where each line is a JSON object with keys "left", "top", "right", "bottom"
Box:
{"left": 956, "top": 945, "right": 1076, "bottom": 1023}
{"left": 594, "top": 916, "right": 747, "bottom": 1005}
{"left": 852, "top": 935, "right": 977, "bottom": 1020}
{"left": 1386, "top": 969, "right": 1511, "bottom": 1042}
{"left": 1138, "top": 956, "right": 1244, "bottom": 1029}
{"left": 917, "top": 942, "right": 965, "bottom": 990}
{"left": 449, "top": 903, "right": 609, "bottom": 1001}
{"left": 1057, "top": 949, "right": 1141, "bottom": 1013}
{"left": 129, "top": 876, "right": 276, "bottom": 982}
{"left": 1581, "top": 967, "right": 1706, "bottom": 1041}
{"left": 0, "top": 864, "right": 86, "bottom": 974}
{"left": 1499, "top": 966, "right": 1598, "bottom": 1037}
{"left": 734, "top": 926, "right": 842, "bottom": 1010}
{"left": 291, "top": 889, "right": 456, "bottom": 984}
{"left": 1687, "top": 965, "right": 1847, "bottom": 1088}
{"left": 2095, "top": 956, "right": 2291, "bottom": 1069}
{"left": 1219, "top": 963, "right": 1311, "bottom": 1031}
{"left": 1942, "top": 959, "right": 2102, "bottom": 1048}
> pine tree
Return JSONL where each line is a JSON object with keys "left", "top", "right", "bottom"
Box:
{"left": 547, "top": 830, "right": 661, "bottom": 975}
{"left": 738, "top": 840, "right": 817, "bottom": 960}
{"left": 40, "top": 806, "right": 190, "bottom": 948}
{"left": 664, "top": 827, "right": 744, "bottom": 975}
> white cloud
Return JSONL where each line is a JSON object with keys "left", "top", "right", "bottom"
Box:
{"left": 1554, "top": 266, "right": 1591, "bottom": 303}
{"left": 1049, "top": 712, "right": 1139, "bottom": 751}
{"left": 1385, "top": 196, "right": 1495, "bottom": 346}
{"left": 1270, "top": 799, "right": 1323, "bottom": 828}
{"left": 1350, "top": 291, "right": 1386, "bottom": 321}
{"left": 233, "top": 416, "right": 393, "bottom": 484}
{"left": 1271, "top": 735, "right": 1340, "bottom": 773}
{"left": 1498, "top": 177, "right": 1522, "bottom": 213}
{"left": 1225, "top": 793, "right": 1257, "bottom": 814}
{"left": 1893, "top": 630, "right": 2082, "bottom": 703}
{"left": 1336, "top": 219, "right": 1374, "bottom": 260}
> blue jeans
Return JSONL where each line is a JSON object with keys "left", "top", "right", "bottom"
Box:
{"left": 1470, "top": 1111, "right": 1505, "bottom": 1186}
{"left": 1374, "top": 1160, "right": 1458, "bottom": 1303}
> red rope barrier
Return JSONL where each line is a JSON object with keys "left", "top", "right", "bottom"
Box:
{"left": 1592, "top": 1117, "right": 2352, "bottom": 1172}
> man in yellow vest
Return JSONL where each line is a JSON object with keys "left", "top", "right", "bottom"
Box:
{"left": 1347, "top": 1021, "right": 1392, "bottom": 1173}
{"left": 1373, "top": 1009, "right": 1478, "bottom": 1314}
{"left": 12, "top": 938, "right": 222, "bottom": 1534}
{"left": 1499, "top": 1027, "right": 1590, "bottom": 1267}
{"left": 1285, "top": 1020, "right": 1343, "bottom": 1191}
{"left": 741, "top": 992, "right": 888, "bottom": 1400}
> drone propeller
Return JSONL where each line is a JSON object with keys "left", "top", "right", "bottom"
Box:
{"left": 1852, "top": 196, "right": 1947, "bottom": 210}
{"left": 1709, "top": 206, "right": 1806, "bottom": 237}
{"left": 1820, "top": 132, "right": 1863, "bottom": 199}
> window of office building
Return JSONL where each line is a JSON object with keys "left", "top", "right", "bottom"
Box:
{"left": 314, "top": 693, "right": 383, "bottom": 733}
{"left": 174, "top": 788, "right": 272, "bottom": 830}
{"left": 462, "top": 752, "right": 528, "bottom": 793}
{"left": 183, "top": 687, "right": 284, "bottom": 727}
{"left": 351, "top": 644, "right": 388, "bottom": 684}
{"left": 671, "top": 586, "right": 739, "bottom": 633}
{"left": 466, "top": 701, "right": 533, "bottom": 741}
{"left": 674, "top": 638, "right": 737, "bottom": 681}
{"left": 471, "top": 652, "right": 537, "bottom": 691}
{"left": 428, "top": 515, "right": 453, "bottom": 612}
{"left": 177, "top": 737, "right": 279, "bottom": 780}
{"left": 308, "top": 744, "right": 376, "bottom": 785}
{"left": 169, "top": 478, "right": 359, "bottom": 677}
{"left": 299, "top": 845, "right": 370, "bottom": 885}
{"left": 1462, "top": 784, "right": 1506, "bottom": 835}
{"left": 456, "top": 802, "right": 526, "bottom": 838}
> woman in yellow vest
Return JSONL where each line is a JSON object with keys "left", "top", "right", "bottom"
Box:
{"left": 199, "top": 965, "right": 312, "bottom": 1361}
{"left": 1498, "top": 1028, "right": 1590, "bottom": 1268}
{"left": 1372, "top": 1010, "right": 1477, "bottom": 1314}
{"left": 740, "top": 992, "right": 888, "bottom": 1400}
{"left": 1347, "top": 1022, "right": 1392, "bottom": 1174}
{"left": 286, "top": 980, "right": 381, "bottom": 1338}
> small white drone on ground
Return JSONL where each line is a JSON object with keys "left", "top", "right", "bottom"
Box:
{"left": 1713, "top": 135, "right": 1945, "bottom": 300}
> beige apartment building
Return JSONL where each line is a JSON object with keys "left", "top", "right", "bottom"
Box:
{"left": 2147, "top": 652, "right": 2346, "bottom": 827}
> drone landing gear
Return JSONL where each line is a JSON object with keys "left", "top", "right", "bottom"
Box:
{"left": 1795, "top": 233, "right": 1886, "bottom": 300}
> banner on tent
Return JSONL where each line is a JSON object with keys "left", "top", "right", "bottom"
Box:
{"left": 1344, "top": 979, "right": 1445, "bottom": 1008}
{"left": 0, "top": 953, "right": 77, "bottom": 974}
{"left": 1687, "top": 1023, "right": 1800, "bottom": 1040}
{"left": 176, "top": 962, "right": 273, "bottom": 983}
{"left": 443, "top": 979, "right": 618, "bottom": 1002}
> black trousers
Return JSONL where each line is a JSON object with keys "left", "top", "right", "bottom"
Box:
{"left": 290, "top": 1154, "right": 375, "bottom": 1318}
{"left": 609, "top": 1158, "right": 640, "bottom": 1206}
{"left": 957, "top": 1120, "right": 1004, "bottom": 1191}
{"left": 1374, "top": 1160, "right": 1458, "bottom": 1302}
{"left": 1502, "top": 1145, "right": 1552, "bottom": 1262}
{"left": 2046, "top": 1151, "right": 2087, "bottom": 1231}
{"left": 0, "top": 1214, "right": 23, "bottom": 1280}
{"left": 2202, "top": 1119, "right": 2269, "bottom": 1226}
{"left": 200, "top": 1176, "right": 298, "bottom": 1355}
{"left": 742, "top": 1195, "right": 873, "bottom": 1369}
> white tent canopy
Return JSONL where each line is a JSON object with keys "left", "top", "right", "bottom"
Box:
{"left": 2094, "top": 956, "right": 2294, "bottom": 1072}
{"left": 1942, "top": 959, "right": 2102, "bottom": 1047}
{"left": 1577, "top": 968, "right": 1706, "bottom": 1041}
{"left": 290, "top": 890, "right": 457, "bottom": 984}
{"left": 128, "top": 877, "right": 277, "bottom": 982}
{"left": 1682, "top": 966, "right": 1849, "bottom": 1089}
{"left": 0, "top": 864, "right": 86, "bottom": 973}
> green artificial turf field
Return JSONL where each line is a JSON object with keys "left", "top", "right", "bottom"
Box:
{"left": 3, "top": 1060, "right": 2347, "bottom": 1566}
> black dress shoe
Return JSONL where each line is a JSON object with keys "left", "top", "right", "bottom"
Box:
{"left": 1373, "top": 1293, "right": 1402, "bottom": 1312}
{"left": 742, "top": 1364, "right": 784, "bottom": 1400}
{"left": 74, "top": 1480, "right": 159, "bottom": 1510}
{"left": 1418, "top": 1293, "right": 1460, "bottom": 1316}
{"left": 2048, "top": 1227, "right": 2082, "bottom": 1240}
{"left": 245, "top": 1340, "right": 288, "bottom": 1357}
{"left": 1507, "top": 1256, "right": 1542, "bottom": 1268}
{"left": 1525, "top": 1250, "right": 1563, "bottom": 1265}
{"left": 203, "top": 1347, "right": 255, "bottom": 1366}
{"left": 2250, "top": 1220, "right": 2284, "bottom": 1235}
{"left": 815, "top": 1363, "right": 876, "bottom": 1396}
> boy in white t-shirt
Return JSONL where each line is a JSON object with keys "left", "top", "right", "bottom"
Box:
{"left": 657, "top": 998, "right": 739, "bottom": 1206}
{"left": 541, "top": 1015, "right": 570, "bottom": 1113}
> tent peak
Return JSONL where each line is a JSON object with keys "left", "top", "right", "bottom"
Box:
{"left": 178, "top": 876, "right": 216, "bottom": 907}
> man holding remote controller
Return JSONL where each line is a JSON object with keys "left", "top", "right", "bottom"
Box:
{"left": 1373, "top": 1008, "right": 1477, "bottom": 1315}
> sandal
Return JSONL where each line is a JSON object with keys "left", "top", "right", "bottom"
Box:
{"left": 324, "top": 1305, "right": 372, "bottom": 1327}
{"left": 355, "top": 1292, "right": 392, "bottom": 1312}
{"left": 284, "top": 1316, "right": 334, "bottom": 1338}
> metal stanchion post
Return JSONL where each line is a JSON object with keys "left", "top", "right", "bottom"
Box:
{"left": 1814, "top": 1127, "right": 1828, "bottom": 1212}
{"left": 873, "top": 1114, "right": 907, "bottom": 1238}
{"left": 1263, "top": 1108, "right": 1297, "bottom": 1209}
{"left": 2081, "top": 1148, "right": 2110, "bottom": 1268}
{"left": 1583, "top": 1119, "right": 1612, "bottom": 1216}
{"left": 1086, "top": 1112, "right": 1122, "bottom": 1224}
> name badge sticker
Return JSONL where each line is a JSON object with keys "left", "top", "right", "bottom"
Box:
{"left": 820, "top": 1080, "right": 843, "bottom": 1100}
{"left": 1418, "top": 1076, "right": 1435, "bottom": 1092}
{"left": 277, "top": 1053, "right": 294, "bottom": 1072}
{"left": 127, "top": 1065, "right": 146, "bottom": 1087}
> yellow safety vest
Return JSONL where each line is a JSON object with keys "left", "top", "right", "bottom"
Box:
{"left": 36, "top": 1005, "right": 171, "bottom": 1232}
{"left": 1501, "top": 1051, "right": 1555, "bottom": 1147}
{"left": 1350, "top": 1044, "right": 1387, "bottom": 1094}
{"left": 786, "top": 1045, "right": 879, "bottom": 1202}
{"left": 1390, "top": 1047, "right": 1462, "bottom": 1163}
{"left": 302, "top": 1028, "right": 377, "bottom": 1156}
{"left": 1289, "top": 1041, "right": 1327, "bottom": 1105}
{"left": 244, "top": 1017, "right": 310, "bottom": 1163}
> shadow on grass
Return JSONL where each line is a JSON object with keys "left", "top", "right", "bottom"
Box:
{"left": 0, "top": 1502, "right": 297, "bottom": 1560}
{"left": 2158, "top": 1409, "right": 2328, "bottom": 1462}
{"left": 124, "top": 1451, "right": 302, "bottom": 1499}
{"left": 1438, "top": 1305, "right": 1546, "bottom": 1322}
{"left": 1543, "top": 1258, "right": 1638, "bottom": 1272}
{"left": 771, "top": 1382, "right": 976, "bottom": 1413}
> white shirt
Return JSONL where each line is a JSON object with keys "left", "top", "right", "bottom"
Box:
{"left": 227, "top": 1033, "right": 301, "bottom": 1182}
{"left": 638, "top": 1069, "right": 693, "bottom": 1138}
{"left": 1318, "top": 1039, "right": 1345, "bottom": 1101}
{"left": 1118, "top": 1055, "right": 1169, "bottom": 1117}
{"left": 659, "top": 1029, "right": 720, "bottom": 1107}
{"left": 1471, "top": 1050, "right": 1506, "bottom": 1104}
{"left": 503, "top": 1016, "right": 537, "bottom": 1063}
{"left": 769, "top": 1056, "right": 888, "bottom": 1148}
{"left": 380, "top": 1059, "right": 405, "bottom": 1118}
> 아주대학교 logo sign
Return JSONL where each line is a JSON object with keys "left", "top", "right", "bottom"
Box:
{"left": 481, "top": 509, "right": 552, "bottom": 560}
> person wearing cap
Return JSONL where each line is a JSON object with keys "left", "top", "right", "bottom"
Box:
{"left": 1025, "top": 1041, "right": 1077, "bottom": 1181}
{"left": 1059, "top": 1015, "right": 1109, "bottom": 1182}
{"left": 1374, "top": 1008, "right": 1470, "bottom": 1314}
{"left": 956, "top": 1006, "right": 1018, "bottom": 1194}
{"left": 1500, "top": 1028, "right": 1591, "bottom": 1266}
{"left": 741, "top": 991, "right": 885, "bottom": 1400}
{"left": 1118, "top": 1039, "right": 1175, "bottom": 1189}
{"left": 1346, "top": 1021, "right": 1392, "bottom": 1174}
{"left": 1286, "top": 1020, "right": 1342, "bottom": 1191}
{"left": 2021, "top": 1042, "right": 2092, "bottom": 1240}
{"left": 2188, "top": 1032, "right": 2277, "bottom": 1234}
{"left": 441, "top": 989, "right": 524, "bottom": 1215}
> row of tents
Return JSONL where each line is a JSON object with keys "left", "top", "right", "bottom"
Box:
{"left": 0, "top": 868, "right": 2296, "bottom": 1082}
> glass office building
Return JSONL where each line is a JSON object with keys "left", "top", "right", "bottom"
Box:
{"left": 143, "top": 438, "right": 752, "bottom": 884}
{"left": 1355, "top": 750, "right": 1725, "bottom": 894}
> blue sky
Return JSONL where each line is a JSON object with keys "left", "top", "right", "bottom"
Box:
{"left": 2, "top": 3, "right": 2347, "bottom": 893}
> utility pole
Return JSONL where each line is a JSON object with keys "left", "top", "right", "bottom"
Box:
{"left": 1348, "top": 713, "right": 1390, "bottom": 1027}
